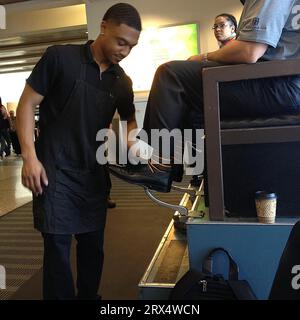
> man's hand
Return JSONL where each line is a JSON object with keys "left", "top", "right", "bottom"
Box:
{"left": 190, "top": 41, "right": 268, "bottom": 65}
{"left": 16, "top": 84, "right": 46, "bottom": 195}
{"left": 21, "top": 156, "right": 48, "bottom": 195}
{"left": 188, "top": 54, "right": 205, "bottom": 62}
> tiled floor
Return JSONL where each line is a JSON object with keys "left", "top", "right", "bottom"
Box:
{"left": 0, "top": 156, "right": 32, "bottom": 217}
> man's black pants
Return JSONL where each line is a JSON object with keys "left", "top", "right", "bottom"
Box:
{"left": 42, "top": 230, "right": 104, "bottom": 300}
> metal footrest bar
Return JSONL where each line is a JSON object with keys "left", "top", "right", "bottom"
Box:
{"left": 144, "top": 188, "right": 189, "bottom": 217}
{"left": 171, "top": 185, "right": 200, "bottom": 203}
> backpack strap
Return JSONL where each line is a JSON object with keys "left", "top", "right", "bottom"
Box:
{"left": 202, "top": 247, "right": 239, "bottom": 280}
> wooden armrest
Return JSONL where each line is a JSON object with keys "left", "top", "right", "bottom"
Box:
{"left": 202, "top": 59, "right": 300, "bottom": 83}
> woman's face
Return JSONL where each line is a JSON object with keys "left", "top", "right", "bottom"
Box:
{"left": 213, "top": 16, "right": 235, "bottom": 43}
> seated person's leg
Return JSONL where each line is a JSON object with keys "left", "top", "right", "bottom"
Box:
{"left": 110, "top": 60, "right": 212, "bottom": 191}
{"left": 110, "top": 67, "right": 300, "bottom": 192}
{"left": 143, "top": 61, "right": 204, "bottom": 133}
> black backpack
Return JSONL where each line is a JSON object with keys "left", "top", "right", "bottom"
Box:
{"left": 170, "top": 247, "right": 257, "bottom": 300}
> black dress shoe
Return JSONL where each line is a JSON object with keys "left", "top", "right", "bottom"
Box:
{"left": 109, "top": 162, "right": 173, "bottom": 192}
{"left": 172, "top": 164, "right": 183, "bottom": 183}
{"left": 107, "top": 196, "right": 116, "bottom": 208}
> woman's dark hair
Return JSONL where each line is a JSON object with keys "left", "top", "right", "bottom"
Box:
{"left": 103, "top": 3, "right": 142, "bottom": 31}
{"left": 215, "top": 13, "right": 237, "bottom": 32}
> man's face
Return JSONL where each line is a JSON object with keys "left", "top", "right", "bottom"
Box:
{"left": 100, "top": 21, "right": 140, "bottom": 64}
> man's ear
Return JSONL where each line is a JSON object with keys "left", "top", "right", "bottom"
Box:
{"left": 100, "top": 20, "right": 106, "bottom": 35}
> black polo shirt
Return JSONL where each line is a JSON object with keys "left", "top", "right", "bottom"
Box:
{"left": 27, "top": 40, "right": 135, "bottom": 131}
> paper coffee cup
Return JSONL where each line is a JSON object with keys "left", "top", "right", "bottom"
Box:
{"left": 255, "top": 191, "right": 277, "bottom": 224}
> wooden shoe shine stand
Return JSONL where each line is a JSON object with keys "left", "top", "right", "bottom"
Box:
{"left": 139, "top": 60, "right": 300, "bottom": 300}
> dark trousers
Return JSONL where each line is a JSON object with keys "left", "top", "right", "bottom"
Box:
{"left": 10, "top": 131, "right": 21, "bottom": 155}
{"left": 42, "top": 230, "right": 105, "bottom": 300}
{"left": 143, "top": 60, "right": 300, "bottom": 157}
{"left": 0, "top": 129, "right": 10, "bottom": 156}
{"left": 0, "top": 133, "right": 6, "bottom": 156}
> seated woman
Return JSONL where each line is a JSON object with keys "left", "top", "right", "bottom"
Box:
{"left": 213, "top": 13, "right": 237, "bottom": 48}
{"left": 109, "top": 0, "right": 300, "bottom": 192}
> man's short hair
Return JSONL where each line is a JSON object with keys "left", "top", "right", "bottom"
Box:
{"left": 103, "top": 3, "right": 142, "bottom": 31}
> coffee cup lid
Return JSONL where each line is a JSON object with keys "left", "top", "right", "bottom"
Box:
{"left": 255, "top": 191, "right": 277, "bottom": 200}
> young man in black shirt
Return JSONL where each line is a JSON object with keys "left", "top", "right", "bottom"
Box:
{"left": 17, "top": 3, "right": 141, "bottom": 300}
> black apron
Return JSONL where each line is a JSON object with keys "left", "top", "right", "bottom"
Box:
{"left": 33, "top": 63, "right": 118, "bottom": 234}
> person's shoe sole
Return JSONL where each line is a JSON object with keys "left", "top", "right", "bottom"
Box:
{"left": 109, "top": 168, "right": 171, "bottom": 193}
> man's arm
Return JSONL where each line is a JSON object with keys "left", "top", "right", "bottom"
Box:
{"left": 189, "top": 40, "right": 268, "bottom": 64}
{"left": 126, "top": 115, "right": 138, "bottom": 149}
{"left": 16, "top": 84, "right": 48, "bottom": 195}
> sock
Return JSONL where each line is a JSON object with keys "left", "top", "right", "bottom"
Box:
{"left": 128, "top": 139, "right": 154, "bottom": 164}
